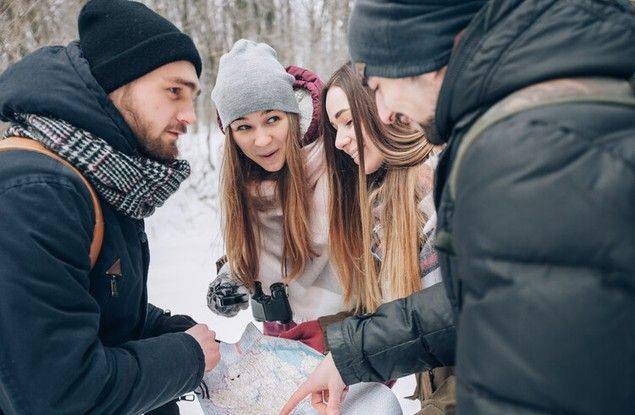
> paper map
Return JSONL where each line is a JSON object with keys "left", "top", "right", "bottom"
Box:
{"left": 196, "top": 323, "right": 402, "bottom": 415}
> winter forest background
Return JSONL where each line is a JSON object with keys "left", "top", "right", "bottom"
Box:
{"left": 1, "top": 0, "right": 354, "bottom": 205}
{"left": 0, "top": 1, "right": 421, "bottom": 413}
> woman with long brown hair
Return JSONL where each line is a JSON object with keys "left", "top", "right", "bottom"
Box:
{"left": 323, "top": 63, "right": 441, "bottom": 312}
{"left": 206, "top": 40, "right": 345, "bottom": 340}
{"left": 322, "top": 63, "right": 451, "bottom": 414}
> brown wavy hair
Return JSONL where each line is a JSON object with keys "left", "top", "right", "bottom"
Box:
{"left": 221, "top": 112, "right": 315, "bottom": 291}
{"left": 322, "top": 64, "right": 435, "bottom": 312}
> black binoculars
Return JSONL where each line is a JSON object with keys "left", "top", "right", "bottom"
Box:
{"left": 250, "top": 281, "right": 293, "bottom": 324}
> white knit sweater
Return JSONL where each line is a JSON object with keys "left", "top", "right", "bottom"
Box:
{"left": 251, "top": 140, "right": 344, "bottom": 322}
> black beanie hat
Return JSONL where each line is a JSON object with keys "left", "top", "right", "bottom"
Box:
{"left": 78, "top": 0, "right": 202, "bottom": 94}
{"left": 348, "top": 0, "right": 486, "bottom": 79}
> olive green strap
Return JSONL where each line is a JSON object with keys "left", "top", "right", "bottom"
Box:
{"left": 436, "top": 77, "right": 635, "bottom": 256}
{"left": 449, "top": 77, "right": 635, "bottom": 201}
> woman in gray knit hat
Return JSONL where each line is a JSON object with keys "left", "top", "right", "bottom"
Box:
{"left": 207, "top": 40, "right": 346, "bottom": 351}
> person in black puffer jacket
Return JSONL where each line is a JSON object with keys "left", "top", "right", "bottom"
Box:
{"left": 282, "top": 1, "right": 635, "bottom": 414}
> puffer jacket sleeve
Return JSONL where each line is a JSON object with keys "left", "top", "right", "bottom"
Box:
{"left": 326, "top": 282, "right": 455, "bottom": 385}
{"left": 0, "top": 175, "right": 204, "bottom": 415}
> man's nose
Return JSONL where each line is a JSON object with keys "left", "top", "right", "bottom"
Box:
{"left": 375, "top": 91, "right": 396, "bottom": 125}
{"left": 177, "top": 101, "right": 197, "bottom": 126}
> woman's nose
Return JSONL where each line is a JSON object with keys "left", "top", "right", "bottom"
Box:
{"left": 254, "top": 129, "right": 273, "bottom": 147}
{"left": 334, "top": 130, "right": 352, "bottom": 151}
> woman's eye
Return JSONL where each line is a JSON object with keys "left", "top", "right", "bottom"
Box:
{"left": 168, "top": 87, "right": 181, "bottom": 96}
{"left": 236, "top": 124, "right": 250, "bottom": 131}
{"left": 345, "top": 119, "right": 353, "bottom": 127}
{"left": 266, "top": 116, "right": 280, "bottom": 124}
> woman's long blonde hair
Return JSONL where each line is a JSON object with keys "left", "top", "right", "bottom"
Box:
{"left": 322, "top": 64, "right": 435, "bottom": 312}
{"left": 221, "top": 113, "right": 315, "bottom": 291}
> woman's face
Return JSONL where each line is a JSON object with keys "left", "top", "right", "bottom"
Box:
{"left": 230, "top": 110, "right": 289, "bottom": 172}
{"left": 325, "top": 86, "right": 384, "bottom": 175}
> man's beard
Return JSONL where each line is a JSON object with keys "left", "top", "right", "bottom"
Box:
{"left": 130, "top": 112, "right": 183, "bottom": 162}
{"left": 418, "top": 116, "right": 441, "bottom": 145}
{"left": 120, "top": 90, "right": 183, "bottom": 162}
{"left": 396, "top": 113, "right": 441, "bottom": 145}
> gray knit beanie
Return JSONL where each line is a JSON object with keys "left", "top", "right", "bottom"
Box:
{"left": 211, "top": 39, "right": 299, "bottom": 130}
{"left": 348, "top": 0, "right": 486, "bottom": 79}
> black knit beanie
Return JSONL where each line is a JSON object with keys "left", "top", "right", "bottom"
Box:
{"left": 78, "top": 0, "right": 202, "bottom": 94}
{"left": 348, "top": 0, "right": 486, "bottom": 79}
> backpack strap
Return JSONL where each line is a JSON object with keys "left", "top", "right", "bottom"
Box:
{"left": 0, "top": 136, "right": 104, "bottom": 269}
{"left": 448, "top": 77, "right": 635, "bottom": 201}
{"left": 436, "top": 77, "right": 635, "bottom": 255}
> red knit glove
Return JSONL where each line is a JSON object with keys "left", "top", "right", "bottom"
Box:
{"left": 278, "top": 320, "right": 325, "bottom": 354}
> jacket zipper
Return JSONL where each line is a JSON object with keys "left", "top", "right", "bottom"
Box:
{"left": 106, "top": 258, "right": 123, "bottom": 297}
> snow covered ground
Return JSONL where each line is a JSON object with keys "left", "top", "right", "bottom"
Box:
{"left": 145, "top": 132, "right": 421, "bottom": 414}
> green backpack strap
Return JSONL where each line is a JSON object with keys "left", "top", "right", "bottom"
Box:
{"left": 449, "top": 77, "right": 635, "bottom": 201}
{"left": 436, "top": 77, "right": 635, "bottom": 255}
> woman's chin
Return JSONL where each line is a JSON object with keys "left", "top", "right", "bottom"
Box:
{"left": 259, "top": 159, "right": 285, "bottom": 172}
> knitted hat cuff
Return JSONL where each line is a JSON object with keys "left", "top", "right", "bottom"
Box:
{"left": 89, "top": 32, "right": 200, "bottom": 93}
{"left": 214, "top": 74, "right": 299, "bottom": 129}
{"left": 360, "top": 50, "right": 452, "bottom": 79}
{"left": 348, "top": 0, "right": 486, "bottom": 81}
{"left": 211, "top": 39, "right": 299, "bottom": 129}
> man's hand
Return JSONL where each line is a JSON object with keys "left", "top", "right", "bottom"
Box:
{"left": 185, "top": 324, "right": 220, "bottom": 372}
{"left": 279, "top": 353, "right": 347, "bottom": 415}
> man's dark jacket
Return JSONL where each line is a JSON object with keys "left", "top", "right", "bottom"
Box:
{"left": 0, "top": 42, "right": 204, "bottom": 414}
{"left": 328, "top": 1, "right": 635, "bottom": 414}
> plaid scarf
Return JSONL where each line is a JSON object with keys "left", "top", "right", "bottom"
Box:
{"left": 2, "top": 113, "right": 190, "bottom": 219}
